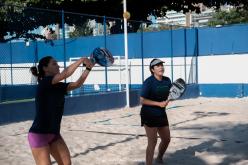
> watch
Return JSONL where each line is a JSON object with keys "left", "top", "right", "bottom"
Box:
{"left": 86, "top": 67, "right": 91, "bottom": 71}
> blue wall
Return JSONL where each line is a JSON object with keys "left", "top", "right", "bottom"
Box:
{"left": 181, "top": 84, "right": 199, "bottom": 99}
{"left": 0, "top": 90, "right": 140, "bottom": 125}
{"left": 199, "top": 84, "right": 248, "bottom": 98}
{"left": 0, "top": 84, "right": 139, "bottom": 102}
{"left": 198, "top": 25, "right": 248, "bottom": 55}
{"left": 1, "top": 83, "right": 246, "bottom": 103}
{"left": 1, "top": 25, "right": 248, "bottom": 123}
{"left": 1, "top": 83, "right": 246, "bottom": 125}
{"left": 0, "top": 84, "right": 199, "bottom": 125}
{"left": 0, "top": 85, "right": 37, "bottom": 101}
{"left": 1, "top": 24, "right": 248, "bottom": 64}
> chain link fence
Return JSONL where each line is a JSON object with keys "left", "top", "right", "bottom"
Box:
{"left": 0, "top": 4, "right": 197, "bottom": 102}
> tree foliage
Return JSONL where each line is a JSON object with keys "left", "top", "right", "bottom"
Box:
{"left": 1, "top": 0, "right": 248, "bottom": 42}
{"left": 208, "top": 9, "right": 248, "bottom": 26}
{"left": 69, "top": 22, "right": 94, "bottom": 38}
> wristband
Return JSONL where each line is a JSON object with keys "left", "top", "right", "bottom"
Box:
{"left": 86, "top": 67, "right": 91, "bottom": 71}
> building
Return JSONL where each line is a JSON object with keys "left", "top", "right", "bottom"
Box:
{"left": 157, "top": 11, "right": 186, "bottom": 26}
{"left": 156, "top": 4, "right": 233, "bottom": 27}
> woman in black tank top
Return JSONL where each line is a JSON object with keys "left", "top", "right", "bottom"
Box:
{"left": 28, "top": 56, "right": 94, "bottom": 165}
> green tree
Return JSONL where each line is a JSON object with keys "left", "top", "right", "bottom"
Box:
{"left": 69, "top": 22, "right": 94, "bottom": 38}
{"left": 208, "top": 9, "right": 248, "bottom": 26}
{"left": 1, "top": 0, "right": 248, "bottom": 42}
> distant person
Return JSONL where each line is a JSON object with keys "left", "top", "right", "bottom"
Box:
{"left": 140, "top": 58, "right": 172, "bottom": 165}
{"left": 44, "top": 27, "right": 56, "bottom": 40}
{"left": 28, "top": 56, "right": 94, "bottom": 164}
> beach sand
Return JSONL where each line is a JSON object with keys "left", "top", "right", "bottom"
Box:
{"left": 0, "top": 97, "right": 248, "bottom": 165}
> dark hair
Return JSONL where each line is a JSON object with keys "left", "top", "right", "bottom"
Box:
{"left": 30, "top": 56, "right": 53, "bottom": 81}
{"left": 149, "top": 58, "right": 157, "bottom": 75}
{"left": 149, "top": 58, "right": 164, "bottom": 75}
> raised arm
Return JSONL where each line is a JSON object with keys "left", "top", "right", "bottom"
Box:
{"left": 66, "top": 62, "right": 94, "bottom": 91}
{"left": 52, "top": 57, "right": 90, "bottom": 84}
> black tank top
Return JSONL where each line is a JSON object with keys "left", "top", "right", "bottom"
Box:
{"left": 29, "top": 76, "right": 69, "bottom": 134}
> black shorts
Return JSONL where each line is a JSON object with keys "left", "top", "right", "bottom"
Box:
{"left": 140, "top": 114, "right": 169, "bottom": 127}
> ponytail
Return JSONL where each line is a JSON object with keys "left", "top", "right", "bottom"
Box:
{"left": 30, "top": 56, "right": 53, "bottom": 82}
{"left": 30, "top": 66, "right": 38, "bottom": 77}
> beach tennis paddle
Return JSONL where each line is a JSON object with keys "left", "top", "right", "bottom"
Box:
{"left": 89, "top": 47, "right": 114, "bottom": 67}
{"left": 168, "top": 78, "right": 186, "bottom": 101}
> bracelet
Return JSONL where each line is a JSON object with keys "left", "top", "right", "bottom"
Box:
{"left": 86, "top": 67, "right": 91, "bottom": 71}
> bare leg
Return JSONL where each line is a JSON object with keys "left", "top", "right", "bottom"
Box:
{"left": 144, "top": 125, "right": 158, "bottom": 165}
{"left": 156, "top": 126, "right": 171, "bottom": 163}
{"left": 50, "top": 137, "right": 71, "bottom": 165}
{"left": 30, "top": 146, "right": 51, "bottom": 165}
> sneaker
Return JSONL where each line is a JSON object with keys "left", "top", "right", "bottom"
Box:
{"left": 155, "top": 157, "right": 164, "bottom": 164}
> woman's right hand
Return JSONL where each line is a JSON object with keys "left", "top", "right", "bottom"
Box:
{"left": 158, "top": 100, "right": 169, "bottom": 108}
{"left": 83, "top": 58, "right": 94, "bottom": 69}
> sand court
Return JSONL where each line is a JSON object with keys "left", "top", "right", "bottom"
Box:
{"left": 0, "top": 97, "right": 248, "bottom": 165}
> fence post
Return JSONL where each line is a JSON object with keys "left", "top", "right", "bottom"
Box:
{"left": 10, "top": 40, "right": 13, "bottom": 85}
{"left": 170, "top": 25, "right": 174, "bottom": 82}
{"left": 61, "top": 10, "right": 67, "bottom": 83}
{"left": 141, "top": 22, "right": 144, "bottom": 83}
{"left": 35, "top": 40, "right": 38, "bottom": 65}
{"left": 195, "top": 28, "right": 199, "bottom": 84}
{"left": 0, "top": 74, "right": 1, "bottom": 102}
{"left": 103, "top": 16, "right": 108, "bottom": 92}
{"left": 241, "top": 83, "right": 244, "bottom": 98}
{"left": 184, "top": 28, "right": 187, "bottom": 83}
{"left": 0, "top": 86, "right": 1, "bottom": 102}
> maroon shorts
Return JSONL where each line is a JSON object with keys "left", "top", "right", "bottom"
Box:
{"left": 28, "top": 132, "right": 61, "bottom": 148}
